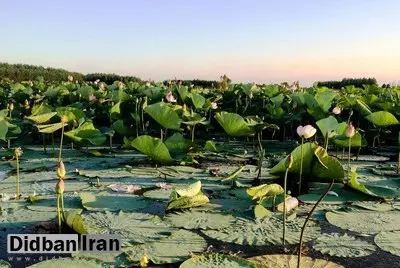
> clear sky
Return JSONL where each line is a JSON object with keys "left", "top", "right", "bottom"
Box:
{"left": 1, "top": 0, "right": 399, "bottom": 85}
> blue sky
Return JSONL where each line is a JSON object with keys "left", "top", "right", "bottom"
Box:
{"left": 1, "top": 0, "right": 399, "bottom": 85}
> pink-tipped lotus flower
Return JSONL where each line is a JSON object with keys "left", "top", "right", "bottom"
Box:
{"left": 345, "top": 123, "right": 356, "bottom": 138}
{"left": 297, "top": 125, "right": 317, "bottom": 139}
{"left": 89, "top": 94, "right": 96, "bottom": 102}
{"left": 211, "top": 102, "right": 218, "bottom": 110}
{"left": 166, "top": 91, "right": 177, "bottom": 103}
{"left": 332, "top": 106, "right": 342, "bottom": 115}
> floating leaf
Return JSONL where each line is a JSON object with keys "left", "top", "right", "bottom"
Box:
{"left": 143, "top": 188, "right": 172, "bottom": 201}
{"left": 131, "top": 135, "right": 174, "bottom": 163}
{"left": 248, "top": 254, "right": 343, "bottom": 268}
{"left": 175, "top": 181, "right": 202, "bottom": 197}
{"left": 0, "top": 208, "right": 55, "bottom": 229}
{"left": 203, "top": 217, "right": 320, "bottom": 246}
{"left": 81, "top": 211, "right": 175, "bottom": 245}
{"left": 352, "top": 201, "right": 394, "bottom": 211}
{"left": 166, "top": 211, "right": 235, "bottom": 230}
{"left": 79, "top": 192, "right": 150, "bottom": 212}
{"left": 28, "top": 257, "right": 104, "bottom": 268}
{"left": 326, "top": 210, "right": 400, "bottom": 234}
{"left": 254, "top": 204, "right": 272, "bottom": 219}
{"left": 366, "top": 111, "right": 399, "bottom": 127}
{"left": 180, "top": 253, "right": 256, "bottom": 268}
{"left": 313, "top": 233, "right": 376, "bottom": 257}
{"left": 374, "top": 231, "right": 400, "bottom": 256}
{"left": 124, "top": 229, "right": 207, "bottom": 264}
{"left": 166, "top": 193, "right": 210, "bottom": 211}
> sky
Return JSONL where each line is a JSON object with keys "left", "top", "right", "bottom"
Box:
{"left": 1, "top": 0, "right": 399, "bottom": 85}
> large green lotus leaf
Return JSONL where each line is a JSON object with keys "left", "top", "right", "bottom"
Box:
{"left": 246, "top": 184, "right": 284, "bottom": 200}
{"left": 0, "top": 120, "right": 8, "bottom": 141}
{"left": 366, "top": 111, "right": 399, "bottom": 127}
{"left": 180, "top": 253, "right": 256, "bottom": 268}
{"left": 27, "top": 194, "right": 83, "bottom": 212}
{"left": 315, "top": 90, "right": 338, "bottom": 113}
{"left": 5, "top": 120, "right": 21, "bottom": 138}
{"left": 110, "top": 101, "right": 122, "bottom": 120}
{"left": 190, "top": 92, "right": 206, "bottom": 109}
{"left": 31, "top": 103, "right": 53, "bottom": 116}
{"left": 131, "top": 135, "right": 174, "bottom": 163}
{"left": 62, "top": 209, "right": 87, "bottom": 234}
{"left": 177, "top": 86, "right": 189, "bottom": 101}
{"left": 112, "top": 120, "right": 135, "bottom": 136}
{"left": 203, "top": 217, "right": 320, "bottom": 246}
{"left": 204, "top": 140, "right": 220, "bottom": 152}
{"left": 313, "top": 233, "right": 376, "bottom": 257}
{"left": 164, "top": 132, "right": 193, "bottom": 154}
{"left": 374, "top": 231, "right": 400, "bottom": 256}
{"left": 144, "top": 102, "right": 182, "bottom": 130}
{"left": 71, "top": 252, "right": 129, "bottom": 268}
{"left": 316, "top": 116, "right": 339, "bottom": 138}
{"left": 326, "top": 210, "right": 400, "bottom": 234}
{"left": 348, "top": 168, "right": 398, "bottom": 199}
{"left": 81, "top": 211, "right": 175, "bottom": 245}
{"left": 79, "top": 192, "right": 151, "bottom": 212}
{"left": 248, "top": 254, "right": 344, "bottom": 268}
{"left": 215, "top": 112, "right": 254, "bottom": 137}
{"left": 56, "top": 107, "right": 85, "bottom": 122}
{"left": 166, "top": 192, "right": 210, "bottom": 210}
{"left": 312, "top": 147, "right": 344, "bottom": 182}
{"left": 270, "top": 142, "right": 318, "bottom": 175}
{"left": 165, "top": 211, "right": 235, "bottom": 230}
{"left": 356, "top": 99, "right": 372, "bottom": 116}
{"left": 28, "top": 258, "right": 104, "bottom": 268}
{"left": 37, "top": 122, "right": 67, "bottom": 134}
{"left": 25, "top": 112, "right": 57, "bottom": 124}
{"left": 204, "top": 198, "right": 253, "bottom": 212}
{"left": 0, "top": 208, "right": 55, "bottom": 229}
{"left": 333, "top": 133, "right": 366, "bottom": 148}
{"left": 65, "top": 121, "right": 106, "bottom": 145}
{"left": 124, "top": 229, "right": 207, "bottom": 264}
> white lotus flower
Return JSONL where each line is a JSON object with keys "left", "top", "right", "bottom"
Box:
{"left": 166, "top": 91, "right": 177, "bottom": 103}
{"left": 297, "top": 125, "right": 317, "bottom": 139}
{"left": 146, "top": 81, "right": 151, "bottom": 87}
{"left": 94, "top": 79, "right": 100, "bottom": 85}
{"left": 249, "top": 91, "right": 254, "bottom": 99}
{"left": 68, "top": 75, "right": 73, "bottom": 82}
{"left": 117, "top": 81, "right": 124, "bottom": 89}
{"left": 211, "top": 102, "right": 218, "bottom": 109}
{"left": 332, "top": 106, "right": 342, "bottom": 115}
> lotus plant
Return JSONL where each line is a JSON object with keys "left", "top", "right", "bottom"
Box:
{"left": 56, "top": 160, "right": 66, "bottom": 233}
{"left": 296, "top": 125, "right": 317, "bottom": 194}
{"left": 345, "top": 123, "right": 356, "bottom": 182}
{"left": 7, "top": 102, "right": 14, "bottom": 149}
{"left": 14, "top": 147, "right": 22, "bottom": 200}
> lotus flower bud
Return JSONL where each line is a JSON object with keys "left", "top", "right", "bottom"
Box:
{"left": 24, "top": 99, "right": 30, "bottom": 109}
{"left": 166, "top": 91, "right": 177, "bottom": 103}
{"left": 55, "top": 179, "right": 65, "bottom": 194}
{"left": 285, "top": 153, "right": 293, "bottom": 169}
{"left": 61, "top": 116, "right": 68, "bottom": 124}
{"left": 345, "top": 123, "right": 356, "bottom": 138}
{"left": 117, "top": 81, "right": 124, "bottom": 89}
{"left": 211, "top": 102, "right": 218, "bottom": 110}
{"left": 296, "top": 125, "right": 317, "bottom": 139}
{"left": 57, "top": 161, "right": 66, "bottom": 179}
{"left": 8, "top": 102, "right": 14, "bottom": 112}
{"left": 14, "top": 147, "right": 23, "bottom": 157}
{"left": 332, "top": 106, "right": 342, "bottom": 115}
{"left": 68, "top": 75, "right": 73, "bottom": 82}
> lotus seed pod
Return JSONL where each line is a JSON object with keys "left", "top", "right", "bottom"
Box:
{"left": 55, "top": 179, "right": 65, "bottom": 194}
{"left": 57, "top": 161, "right": 66, "bottom": 179}
{"left": 8, "top": 102, "right": 14, "bottom": 112}
{"left": 345, "top": 123, "right": 356, "bottom": 138}
{"left": 14, "top": 147, "right": 23, "bottom": 157}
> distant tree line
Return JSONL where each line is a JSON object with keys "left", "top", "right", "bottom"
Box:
{"left": 85, "top": 73, "right": 142, "bottom": 84}
{"left": 316, "top": 77, "right": 377, "bottom": 89}
{"left": 0, "top": 62, "right": 84, "bottom": 82}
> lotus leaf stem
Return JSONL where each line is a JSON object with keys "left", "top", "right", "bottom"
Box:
{"left": 15, "top": 152, "right": 20, "bottom": 200}
{"left": 283, "top": 167, "right": 289, "bottom": 245}
{"left": 348, "top": 137, "right": 351, "bottom": 183}
{"left": 57, "top": 194, "right": 61, "bottom": 233}
{"left": 58, "top": 123, "right": 65, "bottom": 162}
{"left": 299, "top": 137, "right": 304, "bottom": 194}
{"left": 297, "top": 179, "right": 334, "bottom": 268}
